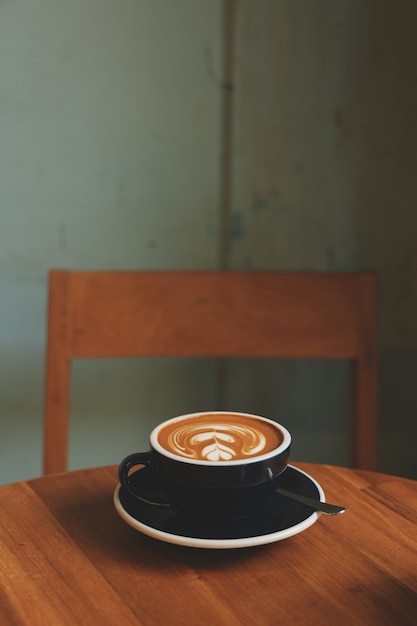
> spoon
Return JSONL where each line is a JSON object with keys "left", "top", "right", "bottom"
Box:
{"left": 275, "top": 487, "right": 345, "bottom": 515}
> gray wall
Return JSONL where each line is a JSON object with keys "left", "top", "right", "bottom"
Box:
{"left": 226, "top": 0, "right": 417, "bottom": 479}
{"left": 0, "top": 1, "right": 416, "bottom": 483}
{"left": 0, "top": 0, "right": 223, "bottom": 481}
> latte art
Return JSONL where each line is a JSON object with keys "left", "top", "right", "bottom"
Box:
{"left": 169, "top": 422, "right": 268, "bottom": 461}
{"left": 157, "top": 413, "right": 283, "bottom": 462}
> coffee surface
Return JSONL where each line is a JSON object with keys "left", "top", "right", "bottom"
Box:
{"left": 157, "top": 413, "right": 282, "bottom": 461}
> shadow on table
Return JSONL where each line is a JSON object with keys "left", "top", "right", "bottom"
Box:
{"left": 29, "top": 469, "right": 274, "bottom": 573}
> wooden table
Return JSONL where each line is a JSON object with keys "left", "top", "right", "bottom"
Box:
{"left": 0, "top": 463, "right": 416, "bottom": 625}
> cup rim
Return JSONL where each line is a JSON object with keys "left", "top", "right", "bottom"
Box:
{"left": 150, "top": 411, "right": 291, "bottom": 466}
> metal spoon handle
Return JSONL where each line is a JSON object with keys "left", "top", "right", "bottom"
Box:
{"left": 275, "top": 487, "right": 346, "bottom": 515}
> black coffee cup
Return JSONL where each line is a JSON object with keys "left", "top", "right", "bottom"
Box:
{"left": 118, "top": 411, "right": 291, "bottom": 527}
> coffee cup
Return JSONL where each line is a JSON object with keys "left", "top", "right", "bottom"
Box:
{"left": 118, "top": 411, "right": 291, "bottom": 527}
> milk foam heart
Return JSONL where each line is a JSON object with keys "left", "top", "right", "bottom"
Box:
{"left": 157, "top": 413, "right": 282, "bottom": 461}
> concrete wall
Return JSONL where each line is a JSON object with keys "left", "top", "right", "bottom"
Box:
{"left": 0, "top": 0, "right": 223, "bottom": 481}
{"left": 0, "top": 0, "right": 416, "bottom": 483}
{"left": 227, "top": 0, "right": 417, "bottom": 478}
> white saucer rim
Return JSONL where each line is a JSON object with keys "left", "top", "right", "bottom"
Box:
{"left": 113, "top": 464, "right": 325, "bottom": 549}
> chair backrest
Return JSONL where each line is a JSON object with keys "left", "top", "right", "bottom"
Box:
{"left": 44, "top": 270, "right": 378, "bottom": 474}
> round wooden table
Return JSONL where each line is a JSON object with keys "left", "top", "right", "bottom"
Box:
{"left": 0, "top": 463, "right": 416, "bottom": 625}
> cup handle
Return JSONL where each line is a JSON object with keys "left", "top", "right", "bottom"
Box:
{"left": 118, "top": 452, "right": 172, "bottom": 508}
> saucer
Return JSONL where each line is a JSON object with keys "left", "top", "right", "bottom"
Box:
{"left": 114, "top": 464, "right": 325, "bottom": 549}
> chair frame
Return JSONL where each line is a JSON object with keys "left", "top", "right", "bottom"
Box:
{"left": 44, "top": 270, "right": 378, "bottom": 474}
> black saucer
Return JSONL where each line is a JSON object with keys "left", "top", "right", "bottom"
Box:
{"left": 114, "top": 465, "right": 325, "bottom": 549}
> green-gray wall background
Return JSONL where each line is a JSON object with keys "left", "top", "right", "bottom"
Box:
{"left": 1, "top": 0, "right": 416, "bottom": 483}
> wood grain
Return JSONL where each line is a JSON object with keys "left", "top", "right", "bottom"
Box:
{"left": 43, "top": 271, "right": 378, "bottom": 474}
{"left": 0, "top": 464, "right": 415, "bottom": 626}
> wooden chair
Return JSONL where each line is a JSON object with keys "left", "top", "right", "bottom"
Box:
{"left": 43, "top": 270, "right": 378, "bottom": 474}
